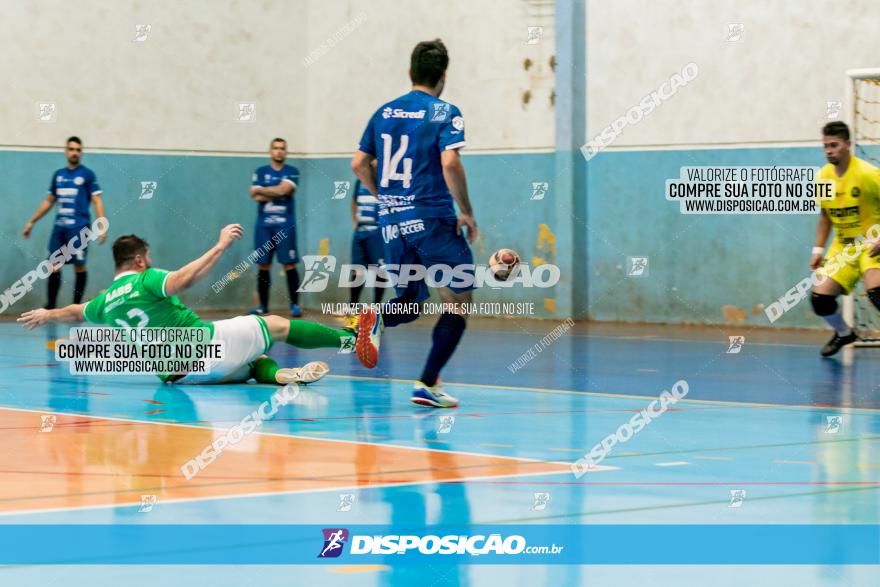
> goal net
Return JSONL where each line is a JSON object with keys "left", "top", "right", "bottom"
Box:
{"left": 843, "top": 69, "right": 880, "bottom": 345}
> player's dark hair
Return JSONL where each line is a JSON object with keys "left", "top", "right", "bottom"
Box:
{"left": 66, "top": 136, "right": 82, "bottom": 147}
{"left": 113, "top": 235, "right": 150, "bottom": 268}
{"left": 410, "top": 39, "right": 448, "bottom": 87}
{"left": 270, "top": 137, "right": 286, "bottom": 147}
{"left": 822, "top": 121, "right": 850, "bottom": 141}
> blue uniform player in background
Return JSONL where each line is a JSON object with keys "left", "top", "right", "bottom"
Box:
{"left": 249, "top": 137, "right": 302, "bottom": 317}
{"left": 352, "top": 39, "right": 478, "bottom": 408}
{"left": 349, "top": 172, "right": 386, "bottom": 307}
{"left": 22, "top": 136, "right": 107, "bottom": 309}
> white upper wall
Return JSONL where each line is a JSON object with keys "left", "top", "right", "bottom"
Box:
{"left": 0, "top": 0, "right": 556, "bottom": 155}
{"left": 586, "top": 0, "right": 880, "bottom": 147}
{"left": 0, "top": 0, "right": 308, "bottom": 153}
{"left": 302, "top": 0, "right": 556, "bottom": 154}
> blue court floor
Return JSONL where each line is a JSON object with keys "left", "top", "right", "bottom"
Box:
{"left": 0, "top": 316, "right": 878, "bottom": 586}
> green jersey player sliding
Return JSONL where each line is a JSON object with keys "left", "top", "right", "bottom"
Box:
{"left": 18, "top": 224, "right": 379, "bottom": 385}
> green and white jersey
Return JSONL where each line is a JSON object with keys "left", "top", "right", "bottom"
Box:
{"left": 83, "top": 268, "right": 214, "bottom": 337}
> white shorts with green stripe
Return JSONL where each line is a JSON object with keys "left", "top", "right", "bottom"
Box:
{"left": 176, "top": 315, "right": 272, "bottom": 384}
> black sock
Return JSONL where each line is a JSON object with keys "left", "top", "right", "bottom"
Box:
{"left": 350, "top": 282, "right": 364, "bottom": 304}
{"left": 257, "top": 269, "right": 271, "bottom": 309}
{"left": 47, "top": 272, "right": 62, "bottom": 309}
{"left": 286, "top": 268, "right": 300, "bottom": 305}
{"left": 73, "top": 271, "right": 87, "bottom": 304}
{"left": 420, "top": 313, "right": 467, "bottom": 387}
{"left": 381, "top": 295, "right": 420, "bottom": 327}
{"left": 373, "top": 286, "right": 384, "bottom": 304}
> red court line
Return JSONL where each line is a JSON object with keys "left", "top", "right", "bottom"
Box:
{"left": 154, "top": 404, "right": 755, "bottom": 427}
{"left": 446, "top": 481, "right": 880, "bottom": 486}
{"left": 14, "top": 363, "right": 60, "bottom": 368}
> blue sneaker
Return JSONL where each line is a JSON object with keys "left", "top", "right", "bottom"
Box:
{"left": 411, "top": 381, "right": 458, "bottom": 408}
{"left": 249, "top": 306, "right": 268, "bottom": 316}
{"left": 290, "top": 304, "right": 303, "bottom": 318}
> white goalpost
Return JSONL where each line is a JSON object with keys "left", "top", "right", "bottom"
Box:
{"left": 842, "top": 68, "right": 880, "bottom": 346}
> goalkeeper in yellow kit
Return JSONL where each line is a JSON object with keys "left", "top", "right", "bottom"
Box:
{"left": 810, "top": 121, "right": 880, "bottom": 356}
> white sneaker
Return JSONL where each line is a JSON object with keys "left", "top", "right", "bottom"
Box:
{"left": 275, "top": 361, "right": 329, "bottom": 385}
{"left": 411, "top": 381, "right": 458, "bottom": 408}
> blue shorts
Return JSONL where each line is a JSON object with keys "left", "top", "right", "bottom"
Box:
{"left": 253, "top": 225, "right": 297, "bottom": 265}
{"left": 49, "top": 225, "right": 89, "bottom": 266}
{"left": 351, "top": 228, "right": 384, "bottom": 266}
{"left": 382, "top": 217, "right": 475, "bottom": 302}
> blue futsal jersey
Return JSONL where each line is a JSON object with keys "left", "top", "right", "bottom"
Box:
{"left": 353, "top": 179, "right": 379, "bottom": 232}
{"left": 49, "top": 165, "right": 101, "bottom": 227}
{"left": 252, "top": 164, "right": 299, "bottom": 227}
{"left": 357, "top": 90, "right": 466, "bottom": 226}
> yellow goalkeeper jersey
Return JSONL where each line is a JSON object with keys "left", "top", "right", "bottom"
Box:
{"left": 819, "top": 156, "right": 880, "bottom": 243}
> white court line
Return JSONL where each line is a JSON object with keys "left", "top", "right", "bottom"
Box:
{"left": 0, "top": 405, "right": 618, "bottom": 518}
{"left": 655, "top": 461, "right": 691, "bottom": 467}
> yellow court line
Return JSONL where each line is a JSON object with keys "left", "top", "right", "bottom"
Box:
{"left": 327, "top": 374, "right": 880, "bottom": 414}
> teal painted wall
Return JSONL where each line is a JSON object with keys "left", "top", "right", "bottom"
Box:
{"left": 3, "top": 145, "right": 852, "bottom": 328}
{"left": 0, "top": 150, "right": 561, "bottom": 318}
{"left": 584, "top": 146, "right": 829, "bottom": 328}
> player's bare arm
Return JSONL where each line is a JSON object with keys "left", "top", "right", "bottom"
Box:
{"left": 251, "top": 181, "right": 294, "bottom": 199}
{"left": 350, "top": 194, "right": 359, "bottom": 229}
{"left": 164, "top": 224, "right": 243, "bottom": 296}
{"left": 351, "top": 151, "right": 378, "bottom": 196}
{"left": 90, "top": 193, "right": 107, "bottom": 244}
{"left": 441, "top": 149, "right": 477, "bottom": 243}
{"left": 17, "top": 303, "right": 86, "bottom": 330}
{"left": 250, "top": 187, "right": 270, "bottom": 203}
{"left": 22, "top": 194, "right": 56, "bottom": 238}
{"left": 811, "top": 208, "right": 831, "bottom": 270}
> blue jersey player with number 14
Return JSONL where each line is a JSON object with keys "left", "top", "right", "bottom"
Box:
{"left": 351, "top": 39, "right": 477, "bottom": 408}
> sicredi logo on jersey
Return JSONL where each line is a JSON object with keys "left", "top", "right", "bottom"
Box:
{"left": 382, "top": 107, "right": 426, "bottom": 119}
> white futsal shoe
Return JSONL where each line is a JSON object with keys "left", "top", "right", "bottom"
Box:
{"left": 411, "top": 380, "right": 459, "bottom": 408}
{"left": 275, "top": 361, "right": 330, "bottom": 385}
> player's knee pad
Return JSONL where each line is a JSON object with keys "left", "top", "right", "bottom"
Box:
{"left": 810, "top": 292, "right": 838, "bottom": 316}
{"left": 867, "top": 287, "right": 880, "bottom": 312}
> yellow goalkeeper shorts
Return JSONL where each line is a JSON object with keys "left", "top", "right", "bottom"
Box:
{"left": 817, "top": 239, "right": 880, "bottom": 294}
